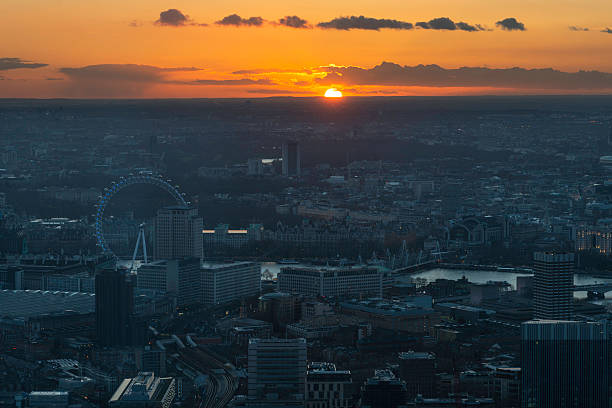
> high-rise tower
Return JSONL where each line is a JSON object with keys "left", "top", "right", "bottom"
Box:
{"left": 154, "top": 206, "right": 202, "bottom": 260}
{"left": 533, "top": 252, "right": 574, "bottom": 320}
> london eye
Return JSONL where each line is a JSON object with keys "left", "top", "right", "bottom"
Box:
{"left": 94, "top": 171, "right": 188, "bottom": 259}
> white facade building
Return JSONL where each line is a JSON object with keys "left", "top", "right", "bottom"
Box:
{"left": 201, "top": 262, "right": 261, "bottom": 305}
{"left": 277, "top": 266, "right": 383, "bottom": 298}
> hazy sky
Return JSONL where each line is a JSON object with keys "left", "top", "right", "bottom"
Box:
{"left": 2, "top": 0, "right": 612, "bottom": 97}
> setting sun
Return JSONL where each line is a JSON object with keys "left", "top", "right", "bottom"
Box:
{"left": 324, "top": 88, "right": 343, "bottom": 98}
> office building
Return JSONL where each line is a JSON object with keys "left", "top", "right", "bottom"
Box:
{"left": 398, "top": 351, "right": 436, "bottom": 399}
{"left": 521, "top": 320, "right": 608, "bottom": 408}
{"left": 135, "top": 346, "right": 167, "bottom": 377}
{"left": 282, "top": 141, "right": 301, "bottom": 177}
{"left": 201, "top": 262, "right": 261, "bottom": 305}
{"left": 306, "top": 362, "right": 352, "bottom": 408}
{"left": 248, "top": 338, "right": 307, "bottom": 405}
{"left": 361, "top": 369, "right": 407, "bottom": 408}
{"left": 28, "top": 391, "right": 69, "bottom": 408}
{"left": 533, "top": 252, "right": 574, "bottom": 320}
{"left": 96, "top": 268, "right": 144, "bottom": 347}
{"left": 109, "top": 372, "right": 176, "bottom": 408}
{"left": 258, "top": 292, "right": 301, "bottom": 331}
{"left": 493, "top": 367, "right": 520, "bottom": 408}
{"left": 154, "top": 206, "right": 202, "bottom": 260}
{"left": 137, "top": 258, "right": 200, "bottom": 306}
{"left": 277, "top": 266, "right": 383, "bottom": 298}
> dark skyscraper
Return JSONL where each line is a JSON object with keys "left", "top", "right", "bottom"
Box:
{"left": 95, "top": 268, "right": 142, "bottom": 347}
{"left": 521, "top": 320, "right": 609, "bottom": 408}
{"left": 533, "top": 252, "right": 574, "bottom": 320}
{"left": 282, "top": 141, "right": 301, "bottom": 177}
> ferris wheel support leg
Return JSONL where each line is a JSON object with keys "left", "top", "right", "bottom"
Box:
{"left": 132, "top": 230, "right": 142, "bottom": 268}
{"left": 142, "top": 230, "right": 148, "bottom": 264}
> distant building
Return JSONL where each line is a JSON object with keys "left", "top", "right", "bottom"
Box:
{"left": 28, "top": 391, "right": 69, "bottom": 408}
{"left": 136, "top": 258, "right": 200, "bottom": 306}
{"left": 201, "top": 262, "right": 261, "bottom": 305}
{"left": 109, "top": 372, "right": 176, "bottom": 408}
{"left": 154, "top": 206, "right": 202, "bottom": 260}
{"left": 339, "top": 297, "right": 439, "bottom": 334}
{"left": 202, "top": 224, "right": 263, "bottom": 251}
{"left": 248, "top": 338, "right": 307, "bottom": 405}
{"left": 533, "top": 252, "right": 574, "bottom": 320}
{"left": 247, "top": 158, "right": 264, "bottom": 176}
{"left": 258, "top": 292, "right": 301, "bottom": 331}
{"left": 492, "top": 367, "right": 520, "bottom": 408}
{"left": 521, "top": 320, "right": 608, "bottom": 408}
{"left": 575, "top": 226, "right": 612, "bottom": 255}
{"left": 398, "top": 351, "right": 436, "bottom": 399}
{"left": 277, "top": 266, "right": 383, "bottom": 298}
{"left": 306, "top": 362, "right": 352, "bottom": 408}
{"left": 282, "top": 141, "right": 301, "bottom": 177}
{"left": 135, "top": 346, "right": 167, "bottom": 377}
{"left": 361, "top": 369, "right": 407, "bottom": 408}
{"left": 96, "top": 268, "right": 144, "bottom": 347}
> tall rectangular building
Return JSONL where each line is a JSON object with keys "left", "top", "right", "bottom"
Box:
{"left": 95, "top": 268, "right": 144, "bottom": 347}
{"left": 533, "top": 252, "right": 574, "bottom": 320}
{"left": 137, "top": 258, "right": 200, "bottom": 306}
{"left": 248, "top": 338, "right": 307, "bottom": 404}
{"left": 154, "top": 206, "right": 202, "bottom": 260}
{"left": 282, "top": 141, "right": 301, "bottom": 177}
{"left": 521, "top": 320, "right": 608, "bottom": 408}
{"left": 201, "top": 262, "right": 261, "bottom": 305}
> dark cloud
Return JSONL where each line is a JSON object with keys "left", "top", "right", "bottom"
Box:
{"left": 188, "top": 78, "right": 275, "bottom": 86}
{"left": 416, "top": 17, "right": 484, "bottom": 31}
{"left": 232, "top": 68, "right": 312, "bottom": 75}
{"left": 46, "top": 77, "right": 64, "bottom": 81}
{"left": 154, "top": 9, "right": 206, "bottom": 26}
{"left": 317, "top": 16, "right": 413, "bottom": 31}
{"left": 156, "top": 9, "right": 190, "bottom": 26}
{"left": 58, "top": 64, "right": 202, "bottom": 97}
{"left": 247, "top": 89, "right": 312, "bottom": 94}
{"left": 278, "top": 16, "right": 310, "bottom": 28}
{"left": 0, "top": 57, "right": 48, "bottom": 71}
{"left": 496, "top": 17, "right": 526, "bottom": 31}
{"left": 315, "top": 61, "right": 612, "bottom": 90}
{"left": 602, "top": 28, "right": 612, "bottom": 34}
{"left": 216, "top": 14, "right": 264, "bottom": 27}
{"left": 569, "top": 26, "right": 589, "bottom": 31}
{"left": 416, "top": 17, "right": 456, "bottom": 30}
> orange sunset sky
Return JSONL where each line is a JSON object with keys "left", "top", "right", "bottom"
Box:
{"left": 1, "top": 0, "right": 612, "bottom": 97}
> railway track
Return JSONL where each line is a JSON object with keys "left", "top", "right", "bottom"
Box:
{"left": 178, "top": 347, "right": 237, "bottom": 408}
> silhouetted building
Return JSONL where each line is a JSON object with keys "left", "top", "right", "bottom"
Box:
{"left": 493, "top": 367, "right": 520, "bottom": 408}
{"left": 257, "top": 292, "right": 301, "bottom": 332}
{"left": 521, "top": 320, "right": 608, "bottom": 408}
{"left": 361, "top": 369, "right": 407, "bottom": 408}
{"left": 306, "top": 362, "right": 352, "bottom": 408}
{"left": 95, "top": 268, "right": 145, "bottom": 347}
{"left": 154, "top": 206, "right": 202, "bottom": 260}
{"left": 399, "top": 351, "right": 436, "bottom": 399}
{"left": 248, "top": 338, "right": 307, "bottom": 405}
{"left": 137, "top": 258, "right": 200, "bottom": 306}
{"left": 282, "top": 141, "right": 301, "bottom": 177}
{"left": 533, "top": 252, "right": 574, "bottom": 320}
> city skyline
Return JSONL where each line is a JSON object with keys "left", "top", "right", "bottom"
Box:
{"left": 2, "top": 0, "right": 612, "bottom": 97}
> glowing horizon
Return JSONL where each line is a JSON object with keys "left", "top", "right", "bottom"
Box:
{"left": 2, "top": 0, "right": 612, "bottom": 97}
